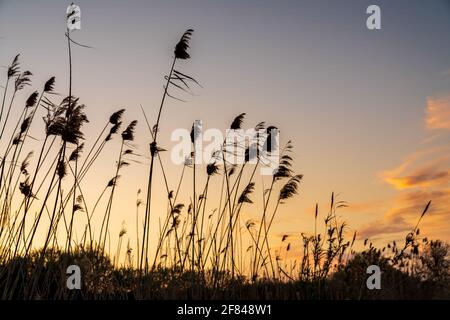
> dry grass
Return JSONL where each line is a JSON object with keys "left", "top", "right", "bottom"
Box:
{"left": 0, "top": 30, "right": 448, "bottom": 300}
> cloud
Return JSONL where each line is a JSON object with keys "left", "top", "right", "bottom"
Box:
{"left": 384, "top": 167, "right": 450, "bottom": 189}
{"left": 365, "top": 94, "right": 450, "bottom": 241}
{"left": 359, "top": 189, "right": 450, "bottom": 241}
{"left": 426, "top": 96, "right": 450, "bottom": 130}
{"left": 358, "top": 215, "right": 410, "bottom": 239}
{"left": 376, "top": 150, "right": 450, "bottom": 239}
{"left": 382, "top": 150, "right": 450, "bottom": 189}
{"left": 385, "top": 189, "right": 450, "bottom": 221}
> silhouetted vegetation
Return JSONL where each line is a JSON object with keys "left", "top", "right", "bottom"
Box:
{"left": 0, "top": 30, "right": 448, "bottom": 300}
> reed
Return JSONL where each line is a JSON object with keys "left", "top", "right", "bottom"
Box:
{"left": 0, "top": 28, "right": 446, "bottom": 300}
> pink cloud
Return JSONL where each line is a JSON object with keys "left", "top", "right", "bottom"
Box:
{"left": 426, "top": 96, "right": 450, "bottom": 130}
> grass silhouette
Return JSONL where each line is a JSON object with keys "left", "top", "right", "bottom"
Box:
{"left": 0, "top": 30, "right": 448, "bottom": 300}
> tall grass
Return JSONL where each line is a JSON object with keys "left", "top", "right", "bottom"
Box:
{"left": 0, "top": 30, "right": 447, "bottom": 300}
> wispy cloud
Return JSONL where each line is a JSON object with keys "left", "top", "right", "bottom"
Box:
{"left": 358, "top": 215, "right": 410, "bottom": 239}
{"left": 359, "top": 189, "right": 450, "bottom": 240}
{"left": 385, "top": 189, "right": 449, "bottom": 220}
{"left": 364, "top": 94, "right": 450, "bottom": 241}
{"left": 426, "top": 95, "right": 450, "bottom": 130}
{"left": 384, "top": 165, "right": 450, "bottom": 189}
{"left": 381, "top": 149, "right": 450, "bottom": 189}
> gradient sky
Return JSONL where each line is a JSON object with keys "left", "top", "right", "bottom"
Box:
{"left": 1, "top": 0, "right": 450, "bottom": 258}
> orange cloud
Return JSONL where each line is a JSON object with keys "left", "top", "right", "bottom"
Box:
{"left": 366, "top": 95, "right": 450, "bottom": 242}
{"left": 385, "top": 189, "right": 448, "bottom": 220}
{"left": 384, "top": 168, "right": 450, "bottom": 189}
{"left": 358, "top": 215, "right": 410, "bottom": 239}
{"left": 359, "top": 189, "right": 450, "bottom": 241}
{"left": 426, "top": 96, "right": 450, "bottom": 129}
{"left": 382, "top": 152, "right": 450, "bottom": 189}
{"left": 377, "top": 154, "right": 450, "bottom": 239}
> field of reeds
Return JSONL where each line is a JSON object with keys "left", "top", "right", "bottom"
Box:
{"left": 0, "top": 29, "right": 449, "bottom": 300}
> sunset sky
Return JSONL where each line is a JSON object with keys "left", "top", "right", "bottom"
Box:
{"left": 1, "top": 0, "right": 450, "bottom": 257}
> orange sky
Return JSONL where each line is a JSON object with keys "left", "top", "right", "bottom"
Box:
{"left": 1, "top": 1, "right": 450, "bottom": 264}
